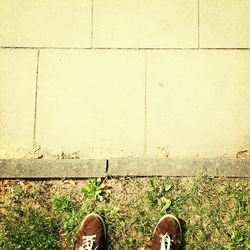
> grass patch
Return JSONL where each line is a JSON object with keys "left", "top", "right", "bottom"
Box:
{"left": 0, "top": 177, "right": 250, "bottom": 249}
{"left": 0, "top": 208, "right": 60, "bottom": 249}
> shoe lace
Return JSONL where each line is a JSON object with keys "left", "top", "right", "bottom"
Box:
{"left": 160, "top": 233, "right": 173, "bottom": 250}
{"left": 79, "top": 235, "right": 98, "bottom": 250}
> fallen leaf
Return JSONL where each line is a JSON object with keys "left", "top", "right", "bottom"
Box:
{"left": 236, "top": 149, "right": 250, "bottom": 159}
{"left": 3, "top": 180, "right": 17, "bottom": 187}
{"left": 63, "top": 180, "right": 76, "bottom": 186}
{"left": 37, "top": 153, "right": 44, "bottom": 159}
{"left": 19, "top": 181, "right": 32, "bottom": 191}
{"left": 33, "top": 146, "right": 41, "bottom": 152}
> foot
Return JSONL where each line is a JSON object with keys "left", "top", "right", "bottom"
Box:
{"left": 152, "top": 214, "right": 182, "bottom": 250}
{"left": 75, "top": 213, "right": 106, "bottom": 250}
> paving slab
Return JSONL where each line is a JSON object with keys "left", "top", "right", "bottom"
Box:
{"left": 147, "top": 50, "right": 250, "bottom": 158}
{"left": 37, "top": 50, "right": 145, "bottom": 158}
{"left": 200, "top": 0, "right": 250, "bottom": 48}
{"left": 93, "top": 0, "right": 198, "bottom": 48}
{"left": 0, "top": 159, "right": 107, "bottom": 178}
{"left": 0, "top": 49, "right": 37, "bottom": 158}
{"left": 0, "top": 0, "right": 91, "bottom": 48}
{"left": 108, "top": 158, "right": 250, "bottom": 177}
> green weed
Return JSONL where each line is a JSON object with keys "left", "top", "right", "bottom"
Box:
{"left": 81, "top": 178, "right": 111, "bottom": 202}
{"left": 52, "top": 195, "right": 76, "bottom": 213}
{"left": 146, "top": 178, "right": 172, "bottom": 211}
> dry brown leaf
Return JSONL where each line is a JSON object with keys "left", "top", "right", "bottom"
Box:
{"left": 36, "top": 153, "right": 44, "bottom": 159}
{"left": 19, "top": 181, "right": 32, "bottom": 191}
{"left": 24, "top": 147, "right": 43, "bottom": 159}
{"left": 63, "top": 180, "right": 76, "bottom": 186}
{"left": 59, "top": 151, "right": 80, "bottom": 159}
{"left": 236, "top": 149, "right": 250, "bottom": 159}
{"left": 33, "top": 146, "right": 41, "bottom": 152}
{"left": 3, "top": 180, "right": 17, "bottom": 187}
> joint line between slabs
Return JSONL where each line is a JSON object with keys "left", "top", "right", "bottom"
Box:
{"left": 106, "top": 159, "right": 109, "bottom": 173}
{"left": 1, "top": 47, "right": 250, "bottom": 50}
{"left": 144, "top": 50, "right": 147, "bottom": 156}
{"left": 33, "top": 49, "right": 40, "bottom": 148}
{"left": 198, "top": 0, "right": 200, "bottom": 48}
{"left": 91, "top": 0, "right": 94, "bottom": 48}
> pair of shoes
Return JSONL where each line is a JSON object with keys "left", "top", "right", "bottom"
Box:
{"left": 75, "top": 213, "right": 182, "bottom": 250}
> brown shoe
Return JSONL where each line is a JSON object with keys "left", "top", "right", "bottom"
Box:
{"left": 75, "top": 213, "right": 106, "bottom": 250}
{"left": 152, "top": 214, "right": 182, "bottom": 250}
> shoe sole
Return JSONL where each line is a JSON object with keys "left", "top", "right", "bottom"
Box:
{"left": 153, "top": 214, "right": 182, "bottom": 241}
{"left": 80, "top": 213, "right": 107, "bottom": 239}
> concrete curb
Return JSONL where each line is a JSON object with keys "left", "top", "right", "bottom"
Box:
{"left": 0, "top": 158, "right": 250, "bottom": 178}
{"left": 0, "top": 159, "right": 107, "bottom": 178}
{"left": 108, "top": 158, "right": 250, "bottom": 177}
